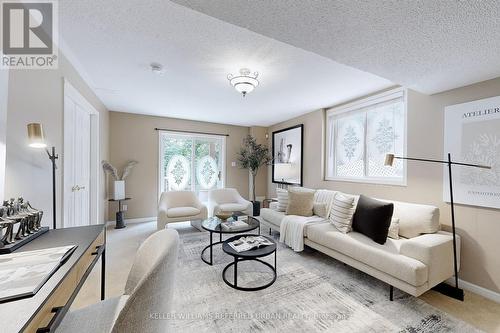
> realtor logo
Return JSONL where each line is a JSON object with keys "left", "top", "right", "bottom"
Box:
{"left": 1, "top": 0, "right": 58, "bottom": 69}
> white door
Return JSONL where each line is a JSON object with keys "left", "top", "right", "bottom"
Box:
{"left": 64, "top": 84, "right": 93, "bottom": 228}
{"left": 158, "top": 131, "right": 226, "bottom": 203}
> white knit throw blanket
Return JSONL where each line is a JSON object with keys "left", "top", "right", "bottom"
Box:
{"left": 279, "top": 215, "right": 326, "bottom": 252}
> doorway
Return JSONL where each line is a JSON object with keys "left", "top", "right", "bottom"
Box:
{"left": 158, "top": 131, "right": 226, "bottom": 203}
{"left": 63, "top": 80, "right": 100, "bottom": 227}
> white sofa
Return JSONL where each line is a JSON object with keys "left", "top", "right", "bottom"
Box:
{"left": 259, "top": 190, "right": 459, "bottom": 298}
{"left": 157, "top": 191, "right": 208, "bottom": 230}
{"left": 208, "top": 188, "right": 253, "bottom": 217}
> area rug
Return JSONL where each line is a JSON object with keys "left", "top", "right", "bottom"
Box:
{"left": 171, "top": 227, "right": 481, "bottom": 332}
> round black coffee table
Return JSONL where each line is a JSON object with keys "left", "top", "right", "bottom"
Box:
{"left": 201, "top": 217, "right": 260, "bottom": 265}
{"left": 222, "top": 234, "right": 277, "bottom": 291}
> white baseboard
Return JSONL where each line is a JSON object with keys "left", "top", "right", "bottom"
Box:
{"left": 446, "top": 277, "right": 500, "bottom": 304}
{"left": 106, "top": 216, "right": 156, "bottom": 225}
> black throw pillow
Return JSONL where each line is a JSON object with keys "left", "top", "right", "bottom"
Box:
{"left": 352, "top": 195, "right": 394, "bottom": 245}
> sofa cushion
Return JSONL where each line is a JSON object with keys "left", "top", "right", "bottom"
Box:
{"left": 260, "top": 208, "right": 285, "bottom": 227}
{"left": 329, "top": 192, "right": 355, "bottom": 233}
{"left": 379, "top": 199, "right": 440, "bottom": 238}
{"left": 313, "top": 189, "right": 337, "bottom": 215}
{"left": 313, "top": 203, "right": 329, "bottom": 218}
{"left": 286, "top": 189, "right": 315, "bottom": 216}
{"left": 218, "top": 203, "right": 248, "bottom": 212}
{"left": 306, "top": 223, "right": 428, "bottom": 286}
{"left": 388, "top": 218, "right": 400, "bottom": 240}
{"left": 276, "top": 188, "right": 288, "bottom": 212}
{"left": 352, "top": 195, "right": 394, "bottom": 245}
{"left": 167, "top": 207, "right": 200, "bottom": 218}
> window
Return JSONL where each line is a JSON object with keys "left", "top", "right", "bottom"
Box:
{"left": 325, "top": 89, "right": 406, "bottom": 185}
{"left": 158, "top": 131, "right": 226, "bottom": 200}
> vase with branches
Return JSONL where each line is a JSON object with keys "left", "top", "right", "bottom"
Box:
{"left": 236, "top": 135, "right": 272, "bottom": 214}
{"left": 102, "top": 160, "right": 138, "bottom": 200}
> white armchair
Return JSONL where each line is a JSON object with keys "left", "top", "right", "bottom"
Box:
{"left": 157, "top": 191, "right": 208, "bottom": 230}
{"left": 57, "top": 229, "right": 179, "bottom": 333}
{"left": 208, "top": 188, "right": 253, "bottom": 217}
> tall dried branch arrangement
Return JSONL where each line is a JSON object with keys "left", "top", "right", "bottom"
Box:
{"left": 121, "top": 160, "right": 138, "bottom": 180}
{"left": 101, "top": 160, "right": 119, "bottom": 180}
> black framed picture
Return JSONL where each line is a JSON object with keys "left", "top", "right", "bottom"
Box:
{"left": 272, "top": 124, "right": 303, "bottom": 186}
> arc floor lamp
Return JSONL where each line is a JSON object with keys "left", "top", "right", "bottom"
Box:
{"left": 385, "top": 153, "right": 491, "bottom": 301}
{"left": 27, "top": 123, "right": 58, "bottom": 230}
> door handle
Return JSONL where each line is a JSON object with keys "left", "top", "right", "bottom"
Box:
{"left": 71, "top": 185, "right": 86, "bottom": 191}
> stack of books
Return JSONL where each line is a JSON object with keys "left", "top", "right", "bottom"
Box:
{"left": 221, "top": 220, "right": 248, "bottom": 231}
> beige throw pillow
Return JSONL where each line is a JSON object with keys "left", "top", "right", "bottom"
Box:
{"left": 286, "top": 190, "right": 314, "bottom": 216}
{"left": 329, "top": 193, "right": 355, "bottom": 233}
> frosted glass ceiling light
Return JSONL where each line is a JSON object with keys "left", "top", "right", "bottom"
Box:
{"left": 227, "top": 68, "right": 259, "bottom": 97}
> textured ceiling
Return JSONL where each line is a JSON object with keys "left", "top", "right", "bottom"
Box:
{"left": 171, "top": 0, "right": 500, "bottom": 94}
{"left": 58, "top": 1, "right": 392, "bottom": 127}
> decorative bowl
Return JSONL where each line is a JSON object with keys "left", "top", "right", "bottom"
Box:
{"left": 215, "top": 212, "right": 232, "bottom": 221}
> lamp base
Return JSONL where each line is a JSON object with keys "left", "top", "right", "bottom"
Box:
{"left": 432, "top": 282, "right": 464, "bottom": 301}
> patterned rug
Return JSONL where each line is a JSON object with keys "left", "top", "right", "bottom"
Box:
{"left": 171, "top": 227, "right": 481, "bottom": 332}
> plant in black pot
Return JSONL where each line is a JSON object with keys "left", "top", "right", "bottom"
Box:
{"left": 236, "top": 135, "right": 273, "bottom": 216}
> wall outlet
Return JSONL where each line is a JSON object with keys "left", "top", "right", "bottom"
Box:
{"left": 231, "top": 161, "right": 236, "bottom": 167}
{"left": 122, "top": 204, "right": 128, "bottom": 211}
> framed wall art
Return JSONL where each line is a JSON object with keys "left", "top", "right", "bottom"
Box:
{"left": 443, "top": 96, "right": 500, "bottom": 209}
{"left": 272, "top": 124, "right": 303, "bottom": 186}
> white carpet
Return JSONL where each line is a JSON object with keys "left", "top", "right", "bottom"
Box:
{"left": 171, "top": 225, "right": 480, "bottom": 332}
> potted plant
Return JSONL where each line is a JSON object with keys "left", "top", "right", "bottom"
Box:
{"left": 236, "top": 135, "right": 273, "bottom": 216}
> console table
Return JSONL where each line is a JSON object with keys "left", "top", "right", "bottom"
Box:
{"left": 0, "top": 225, "right": 106, "bottom": 333}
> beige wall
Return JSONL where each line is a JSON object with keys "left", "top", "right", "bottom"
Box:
{"left": 108, "top": 111, "right": 250, "bottom": 220}
{"left": 267, "top": 77, "right": 500, "bottom": 294}
{"left": 5, "top": 52, "right": 109, "bottom": 226}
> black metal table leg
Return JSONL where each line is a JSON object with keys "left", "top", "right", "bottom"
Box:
{"left": 210, "top": 232, "right": 213, "bottom": 265}
{"left": 101, "top": 247, "right": 106, "bottom": 300}
{"left": 274, "top": 249, "right": 277, "bottom": 269}
{"left": 201, "top": 232, "right": 226, "bottom": 266}
{"left": 234, "top": 257, "right": 238, "bottom": 287}
{"left": 219, "top": 232, "right": 222, "bottom": 243}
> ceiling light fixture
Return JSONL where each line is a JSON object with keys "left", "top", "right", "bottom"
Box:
{"left": 227, "top": 68, "right": 259, "bottom": 97}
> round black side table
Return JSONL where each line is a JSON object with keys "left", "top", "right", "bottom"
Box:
{"left": 108, "top": 198, "right": 131, "bottom": 229}
{"left": 222, "top": 234, "right": 277, "bottom": 291}
{"left": 200, "top": 217, "right": 260, "bottom": 266}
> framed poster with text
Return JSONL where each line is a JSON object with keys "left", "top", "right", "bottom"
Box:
{"left": 443, "top": 96, "right": 500, "bottom": 209}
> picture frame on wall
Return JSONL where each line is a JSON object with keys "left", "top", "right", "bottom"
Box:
{"left": 443, "top": 95, "right": 500, "bottom": 209}
{"left": 272, "top": 124, "right": 303, "bottom": 186}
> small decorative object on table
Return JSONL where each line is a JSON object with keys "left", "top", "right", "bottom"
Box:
{"left": 102, "top": 160, "right": 138, "bottom": 200}
{"left": 215, "top": 212, "right": 232, "bottom": 221}
{"left": 0, "top": 197, "right": 47, "bottom": 254}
